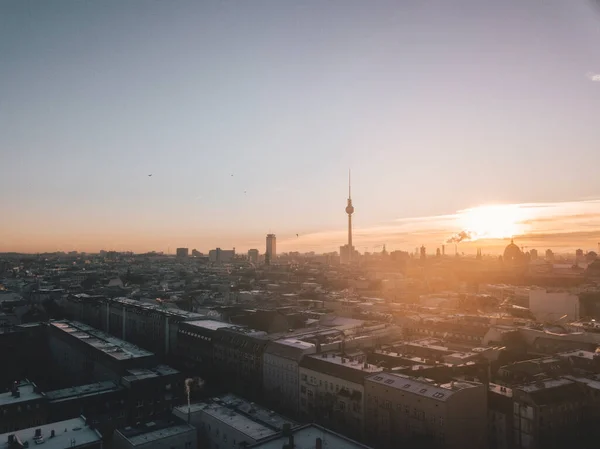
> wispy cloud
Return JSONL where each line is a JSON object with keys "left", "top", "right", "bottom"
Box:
{"left": 587, "top": 72, "right": 600, "bottom": 82}
{"left": 279, "top": 199, "right": 600, "bottom": 253}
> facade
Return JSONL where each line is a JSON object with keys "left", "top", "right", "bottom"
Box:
{"left": 175, "top": 248, "right": 189, "bottom": 258}
{"left": 0, "top": 381, "right": 47, "bottom": 434}
{"left": 248, "top": 423, "right": 374, "bottom": 449}
{"left": 528, "top": 289, "right": 580, "bottom": 322}
{"left": 488, "top": 383, "right": 514, "bottom": 449}
{"left": 113, "top": 418, "right": 196, "bottom": 449}
{"left": 364, "top": 372, "right": 487, "bottom": 449}
{"left": 0, "top": 417, "right": 102, "bottom": 449}
{"left": 48, "top": 321, "right": 156, "bottom": 386}
{"left": 208, "top": 248, "right": 235, "bottom": 264}
{"left": 45, "top": 381, "right": 126, "bottom": 439}
{"left": 173, "top": 394, "right": 297, "bottom": 449}
{"left": 102, "top": 298, "right": 205, "bottom": 355}
{"left": 298, "top": 353, "right": 383, "bottom": 441}
{"left": 266, "top": 234, "right": 276, "bottom": 262}
{"left": 212, "top": 327, "right": 269, "bottom": 400}
{"left": 263, "top": 338, "right": 316, "bottom": 415}
{"left": 176, "top": 320, "right": 237, "bottom": 377}
{"left": 512, "top": 378, "right": 587, "bottom": 449}
{"left": 248, "top": 249, "right": 259, "bottom": 264}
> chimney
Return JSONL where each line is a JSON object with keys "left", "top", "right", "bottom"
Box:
{"left": 288, "top": 435, "right": 294, "bottom": 448}
{"left": 282, "top": 423, "right": 292, "bottom": 437}
{"left": 316, "top": 437, "right": 322, "bottom": 449}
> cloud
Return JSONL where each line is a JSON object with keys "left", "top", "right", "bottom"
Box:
{"left": 587, "top": 72, "right": 600, "bottom": 82}
{"left": 278, "top": 198, "right": 600, "bottom": 253}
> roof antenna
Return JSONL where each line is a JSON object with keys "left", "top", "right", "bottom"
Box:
{"left": 348, "top": 169, "right": 351, "bottom": 199}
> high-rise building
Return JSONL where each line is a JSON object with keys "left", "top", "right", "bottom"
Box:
{"left": 266, "top": 234, "right": 276, "bottom": 262}
{"left": 208, "top": 248, "right": 235, "bottom": 263}
{"left": 529, "top": 248, "right": 538, "bottom": 260}
{"left": 341, "top": 170, "right": 355, "bottom": 264}
{"left": 176, "top": 247, "right": 189, "bottom": 258}
{"left": 248, "top": 248, "right": 259, "bottom": 264}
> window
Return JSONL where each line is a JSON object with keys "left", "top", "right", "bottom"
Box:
{"left": 433, "top": 392, "right": 445, "bottom": 399}
{"left": 419, "top": 388, "right": 427, "bottom": 394}
{"left": 384, "top": 379, "right": 394, "bottom": 385}
{"left": 403, "top": 384, "right": 411, "bottom": 389}
{"left": 373, "top": 376, "right": 384, "bottom": 381}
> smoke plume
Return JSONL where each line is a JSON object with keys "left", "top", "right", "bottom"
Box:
{"left": 446, "top": 230, "right": 474, "bottom": 244}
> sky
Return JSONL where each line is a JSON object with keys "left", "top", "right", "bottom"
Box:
{"left": 1, "top": 0, "right": 600, "bottom": 254}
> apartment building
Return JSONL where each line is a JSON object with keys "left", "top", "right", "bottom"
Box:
{"left": 364, "top": 372, "right": 487, "bottom": 449}
{"left": 298, "top": 353, "right": 383, "bottom": 441}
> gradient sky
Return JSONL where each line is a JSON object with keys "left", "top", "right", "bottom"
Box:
{"left": 1, "top": 0, "right": 600, "bottom": 254}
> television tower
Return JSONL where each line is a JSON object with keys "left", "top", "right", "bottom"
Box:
{"left": 346, "top": 170, "right": 355, "bottom": 263}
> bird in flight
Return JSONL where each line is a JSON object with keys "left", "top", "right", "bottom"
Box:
{"left": 296, "top": 234, "right": 299, "bottom": 237}
{"left": 148, "top": 174, "right": 152, "bottom": 177}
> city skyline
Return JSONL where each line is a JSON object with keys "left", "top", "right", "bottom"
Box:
{"left": 2, "top": 197, "right": 600, "bottom": 255}
{"left": 2, "top": 1, "right": 600, "bottom": 254}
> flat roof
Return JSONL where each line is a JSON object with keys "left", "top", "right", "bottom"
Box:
{"left": 0, "top": 417, "right": 101, "bottom": 449}
{"left": 0, "top": 381, "right": 43, "bottom": 407}
{"left": 367, "top": 372, "right": 481, "bottom": 402}
{"left": 45, "top": 381, "right": 122, "bottom": 402}
{"left": 273, "top": 338, "right": 315, "bottom": 350}
{"left": 184, "top": 320, "right": 237, "bottom": 331}
{"left": 122, "top": 365, "right": 179, "bottom": 383}
{"left": 520, "top": 378, "right": 573, "bottom": 393}
{"left": 117, "top": 420, "right": 195, "bottom": 446}
{"left": 110, "top": 298, "right": 205, "bottom": 320}
{"left": 248, "top": 424, "right": 373, "bottom": 449}
{"left": 174, "top": 394, "right": 297, "bottom": 442}
{"left": 51, "top": 321, "right": 154, "bottom": 361}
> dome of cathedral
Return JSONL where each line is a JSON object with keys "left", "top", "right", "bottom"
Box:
{"left": 503, "top": 239, "right": 523, "bottom": 264}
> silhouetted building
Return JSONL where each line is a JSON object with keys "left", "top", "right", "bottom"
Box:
{"left": 213, "top": 327, "right": 269, "bottom": 400}
{"left": 512, "top": 378, "right": 587, "bottom": 449}
{"left": 209, "top": 248, "right": 235, "bottom": 264}
{"left": 365, "top": 372, "right": 487, "bottom": 449}
{"left": 266, "top": 235, "right": 277, "bottom": 262}
{"left": 176, "top": 248, "right": 189, "bottom": 258}
{"left": 248, "top": 249, "right": 259, "bottom": 264}
{"left": 48, "top": 321, "right": 156, "bottom": 386}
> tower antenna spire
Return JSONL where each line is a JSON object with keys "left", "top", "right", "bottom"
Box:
{"left": 348, "top": 169, "right": 351, "bottom": 199}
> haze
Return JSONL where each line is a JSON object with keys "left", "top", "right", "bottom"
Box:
{"left": 1, "top": 0, "right": 600, "bottom": 254}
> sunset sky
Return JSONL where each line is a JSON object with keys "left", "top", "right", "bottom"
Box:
{"left": 1, "top": 0, "right": 600, "bottom": 254}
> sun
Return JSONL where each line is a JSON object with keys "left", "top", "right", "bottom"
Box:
{"left": 457, "top": 204, "right": 528, "bottom": 241}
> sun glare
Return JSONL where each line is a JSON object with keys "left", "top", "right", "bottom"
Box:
{"left": 458, "top": 204, "right": 528, "bottom": 241}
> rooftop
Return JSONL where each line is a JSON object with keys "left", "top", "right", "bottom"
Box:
{"left": 520, "top": 378, "right": 573, "bottom": 393}
{"left": 0, "top": 417, "right": 101, "bottom": 449}
{"left": 366, "top": 372, "right": 481, "bottom": 402}
{"left": 489, "top": 383, "right": 513, "bottom": 398}
{"left": 45, "top": 381, "right": 122, "bottom": 403}
{"left": 110, "top": 297, "right": 205, "bottom": 320}
{"left": 51, "top": 321, "right": 154, "bottom": 361}
{"left": 117, "top": 419, "right": 195, "bottom": 446}
{"left": 183, "top": 320, "right": 237, "bottom": 332}
{"left": 301, "top": 354, "right": 383, "bottom": 385}
{"left": 174, "top": 394, "right": 297, "bottom": 442}
{"left": 0, "top": 381, "right": 43, "bottom": 407}
{"left": 122, "top": 365, "right": 179, "bottom": 383}
{"left": 248, "top": 424, "right": 373, "bottom": 449}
